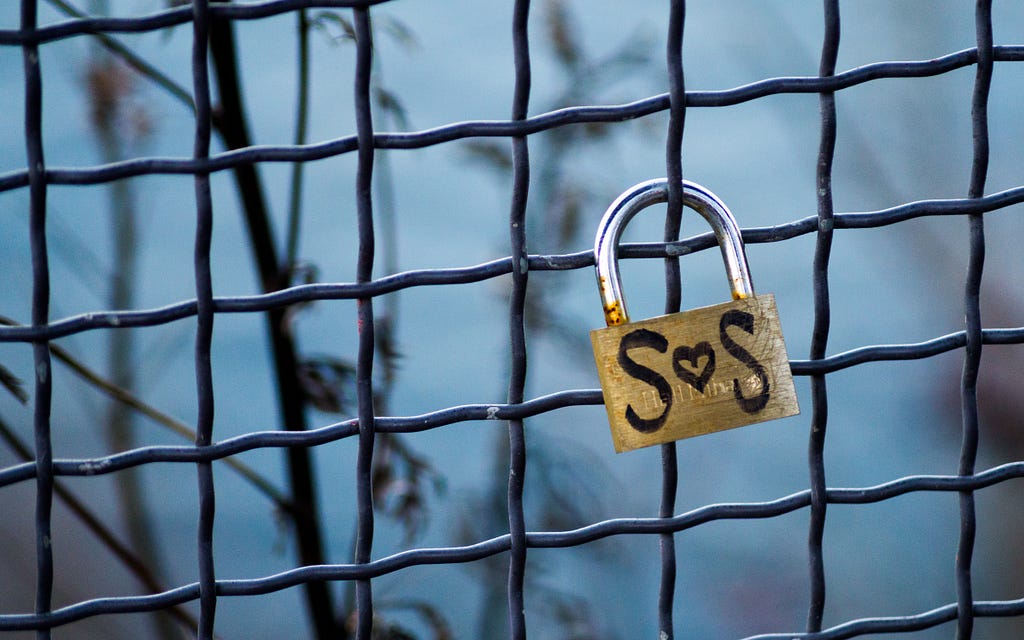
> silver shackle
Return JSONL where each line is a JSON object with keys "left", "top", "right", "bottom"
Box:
{"left": 595, "top": 178, "right": 754, "bottom": 327}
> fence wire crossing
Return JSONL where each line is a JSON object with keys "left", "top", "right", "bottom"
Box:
{"left": 2, "top": 1, "right": 1024, "bottom": 639}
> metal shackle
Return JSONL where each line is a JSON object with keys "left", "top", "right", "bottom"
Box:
{"left": 595, "top": 178, "right": 754, "bottom": 327}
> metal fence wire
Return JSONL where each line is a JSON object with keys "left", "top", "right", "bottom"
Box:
{"left": 2, "top": 0, "right": 1024, "bottom": 638}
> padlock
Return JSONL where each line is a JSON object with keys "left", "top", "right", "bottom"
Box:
{"left": 590, "top": 179, "right": 799, "bottom": 453}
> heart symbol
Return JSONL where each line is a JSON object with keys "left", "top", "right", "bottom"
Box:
{"left": 672, "top": 342, "right": 716, "bottom": 393}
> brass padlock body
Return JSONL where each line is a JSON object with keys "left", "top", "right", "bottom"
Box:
{"left": 591, "top": 293, "right": 798, "bottom": 452}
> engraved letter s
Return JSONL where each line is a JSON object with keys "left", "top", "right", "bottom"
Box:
{"left": 617, "top": 328, "right": 672, "bottom": 433}
{"left": 719, "top": 309, "right": 770, "bottom": 413}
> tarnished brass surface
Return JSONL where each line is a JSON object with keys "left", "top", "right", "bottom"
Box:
{"left": 591, "top": 294, "right": 799, "bottom": 453}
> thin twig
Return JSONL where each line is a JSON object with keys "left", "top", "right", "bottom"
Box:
{"left": 285, "top": 8, "right": 310, "bottom": 273}
{"left": 43, "top": 0, "right": 196, "bottom": 113}
{"left": 0, "top": 415, "right": 201, "bottom": 636}
{"left": 0, "top": 316, "right": 289, "bottom": 510}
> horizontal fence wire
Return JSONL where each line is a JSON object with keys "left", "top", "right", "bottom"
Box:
{"left": 2, "top": 0, "right": 1024, "bottom": 638}
{"left": 1, "top": 45, "right": 1024, "bottom": 192}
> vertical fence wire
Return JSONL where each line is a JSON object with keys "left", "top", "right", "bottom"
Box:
{"left": 806, "top": 0, "right": 839, "bottom": 633}
{"left": 21, "top": 1, "right": 53, "bottom": 638}
{"left": 659, "top": 0, "right": 686, "bottom": 637}
{"left": 506, "top": 1, "right": 531, "bottom": 637}
{"left": 353, "top": 6, "right": 377, "bottom": 639}
{"left": 204, "top": 7, "right": 339, "bottom": 634}
{"left": 957, "top": 2, "right": 993, "bottom": 638}
{"left": 189, "top": 0, "right": 218, "bottom": 638}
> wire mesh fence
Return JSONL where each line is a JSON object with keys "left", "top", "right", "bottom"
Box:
{"left": 2, "top": 0, "right": 1024, "bottom": 638}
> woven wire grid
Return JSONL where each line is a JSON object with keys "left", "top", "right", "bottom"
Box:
{"left": 2, "top": 0, "right": 1024, "bottom": 638}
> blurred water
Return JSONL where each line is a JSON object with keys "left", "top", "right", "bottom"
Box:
{"left": 1, "top": 1, "right": 1024, "bottom": 638}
